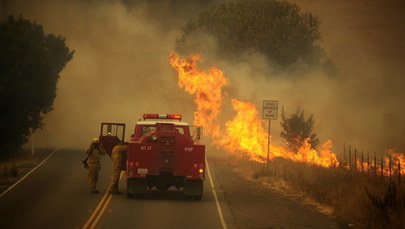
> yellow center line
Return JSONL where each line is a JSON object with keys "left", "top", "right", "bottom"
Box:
{"left": 82, "top": 171, "right": 125, "bottom": 229}
{"left": 90, "top": 194, "right": 113, "bottom": 229}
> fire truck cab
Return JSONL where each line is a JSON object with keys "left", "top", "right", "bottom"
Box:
{"left": 126, "top": 114, "right": 205, "bottom": 200}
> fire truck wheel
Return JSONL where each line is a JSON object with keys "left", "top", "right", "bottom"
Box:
{"left": 127, "top": 178, "right": 147, "bottom": 198}
{"left": 135, "top": 194, "right": 145, "bottom": 198}
{"left": 127, "top": 192, "right": 135, "bottom": 198}
{"left": 183, "top": 179, "right": 203, "bottom": 200}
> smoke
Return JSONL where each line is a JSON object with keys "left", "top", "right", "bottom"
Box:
{"left": 7, "top": 0, "right": 196, "bottom": 149}
{"left": 172, "top": 0, "right": 405, "bottom": 156}
{"left": 285, "top": 0, "right": 405, "bottom": 155}
{"left": 8, "top": 0, "right": 405, "bottom": 156}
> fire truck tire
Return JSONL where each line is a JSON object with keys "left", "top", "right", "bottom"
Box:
{"left": 183, "top": 179, "right": 203, "bottom": 200}
{"left": 127, "top": 192, "right": 135, "bottom": 198}
{"left": 127, "top": 178, "right": 147, "bottom": 198}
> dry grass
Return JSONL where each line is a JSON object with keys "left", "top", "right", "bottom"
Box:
{"left": 0, "top": 148, "right": 53, "bottom": 193}
{"left": 232, "top": 156, "right": 404, "bottom": 229}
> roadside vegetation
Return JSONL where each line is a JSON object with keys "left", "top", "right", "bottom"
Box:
{"left": 176, "top": 0, "right": 332, "bottom": 72}
{"left": 248, "top": 158, "right": 405, "bottom": 229}
{"left": 0, "top": 16, "right": 73, "bottom": 159}
{"left": 280, "top": 106, "right": 319, "bottom": 152}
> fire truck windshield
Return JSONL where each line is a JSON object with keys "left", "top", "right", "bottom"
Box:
{"left": 141, "top": 126, "right": 157, "bottom": 136}
{"left": 176, "top": 127, "right": 185, "bottom": 134}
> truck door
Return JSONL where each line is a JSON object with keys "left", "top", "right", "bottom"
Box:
{"left": 99, "top": 122, "right": 126, "bottom": 157}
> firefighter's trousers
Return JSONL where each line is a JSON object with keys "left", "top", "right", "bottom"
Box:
{"left": 86, "top": 166, "right": 100, "bottom": 191}
{"left": 108, "top": 167, "right": 121, "bottom": 193}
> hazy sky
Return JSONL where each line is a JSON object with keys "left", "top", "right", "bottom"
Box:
{"left": 5, "top": 0, "right": 405, "bottom": 156}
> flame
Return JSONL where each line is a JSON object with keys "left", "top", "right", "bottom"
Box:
{"left": 340, "top": 149, "right": 404, "bottom": 176}
{"left": 169, "top": 51, "right": 405, "bottom": 174}
{"left": 215, "top": 99, "right": 338, "bottom": 167}
{"left": 215, "top": 99, "right": 270, "bottom": 163}
{"left": 169, "top": 51, "right": 228, "bottom": 139}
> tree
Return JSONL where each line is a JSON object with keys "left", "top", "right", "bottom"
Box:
{"left": 176, "top": 0, "right": 323, "bottom": 68}
{"left": 280, "top": 106, "right": 319, "bottom": 153}
{"left": 0, "top": 16, "right": 74, "bottom": 158}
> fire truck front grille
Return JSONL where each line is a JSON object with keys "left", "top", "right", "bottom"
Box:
{"left": 159, "top": 151, "right": 175, "bottom": 173}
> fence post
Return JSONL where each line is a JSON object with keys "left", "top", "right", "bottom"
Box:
{"left": 389, "top": 155, "right": 392, "bottom": 183}
{"left": 367, "top": 152, "right": 370, "bottom": 175}
{"left": 399, "top": 159, "right": 401, "bottom": 188}
{"left": 374, "top": 152, "right": 377, "bottom": 176}
{"left": 381, "top": 158, "right": 384, "bottom": 178}
{"left": 343, "top": 143, "right": 346, "bottom": 168}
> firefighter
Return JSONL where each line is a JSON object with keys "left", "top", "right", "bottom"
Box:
{"left": 84, "top": 138, "right": 106, "bottom": 194}
{"left": 108, "top": 141, "right": 127, "bottom": 194}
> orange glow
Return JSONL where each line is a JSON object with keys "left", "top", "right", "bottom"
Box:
{"left": 215, "top": 99, "right": 269, "bottom": 163}
{"left": 344, "top": 149, "right": 405, "bottom": 176}
{"left": 169, "top": 51, "right": 228, "bottom": 139}
{"left": 216, "top": 99, "right": 339, "bottom": 167}
{"left": 169, "top": 52, "right": 405, "bottom": 174}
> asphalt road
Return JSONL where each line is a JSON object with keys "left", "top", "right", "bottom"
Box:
{"left": 0, "top": 148, "right": 342, "bottom": 229}
{"left": 0, "top": 149, "right": 229, "bottom": 229}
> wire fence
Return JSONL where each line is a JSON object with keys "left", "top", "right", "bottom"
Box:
{"left": 339, "top": 144, "right": 403, "bottom": 188}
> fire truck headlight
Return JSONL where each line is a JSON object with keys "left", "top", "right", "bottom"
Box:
{"left": 151, "top": 135, "right": 158, "bottom": 141}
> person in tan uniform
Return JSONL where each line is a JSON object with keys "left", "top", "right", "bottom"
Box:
{"left": 84, "top": 138, "right": 106, "bottom": 194}
{"left": 108, "top": 141, "right": 127, "bottom": 194}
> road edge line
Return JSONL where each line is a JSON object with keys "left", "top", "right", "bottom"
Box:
{"left": 206, "top": 157, "right": 228, "bottom": 229}
{"left": 0, "top": 147, "right": 60, "bottom": 198}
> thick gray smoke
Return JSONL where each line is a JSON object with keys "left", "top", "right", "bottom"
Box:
{"left": 8, "top": 0, "right": 405, "bottom": 156}
{"left": 172, "top": 0, "right": 405, "bottom": 156}
{"left": 225, "top": 0, "right": 405, "bottom": 156}
{"left": 6, "top": 0, "right": 195, "bottom": 149}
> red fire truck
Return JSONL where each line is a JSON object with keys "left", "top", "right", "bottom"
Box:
{"left": 99, "top": 114, "right": 205, "bottom": 200}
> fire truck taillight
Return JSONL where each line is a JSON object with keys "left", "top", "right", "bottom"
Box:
{"left": 199, "top": 169, "right": 204, "bottom": 173}
{"left": 128, "top": 161, "right": 135, "bottom": 176}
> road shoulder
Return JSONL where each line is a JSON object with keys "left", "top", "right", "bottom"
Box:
{"left": 209, "top": 156, "right": 342, "bottom": 229}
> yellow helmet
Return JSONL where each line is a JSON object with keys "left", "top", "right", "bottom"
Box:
{"left": 92, "top": 138, "right": 99, "bottom": 143}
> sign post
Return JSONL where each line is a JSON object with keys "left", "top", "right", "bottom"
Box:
{"left": 262, "top": 100, "right": 278, "bottom": 168}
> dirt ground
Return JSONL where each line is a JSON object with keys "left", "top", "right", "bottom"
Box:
{"left": 209, "top": 156, "right": 349, "bottom": 229}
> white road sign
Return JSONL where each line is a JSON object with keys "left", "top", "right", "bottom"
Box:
{"left": 262, "top": 100, "right": 278, "bottom": 120}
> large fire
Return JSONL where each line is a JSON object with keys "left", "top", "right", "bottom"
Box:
{"left": 215, "top": 99, "right": 270, "bottom": 163}
{"left": 169, "top": 51, "right": 404, "bottom": 175}
{"left": 169, "top": 51, "right": 228, "bottom": 139}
